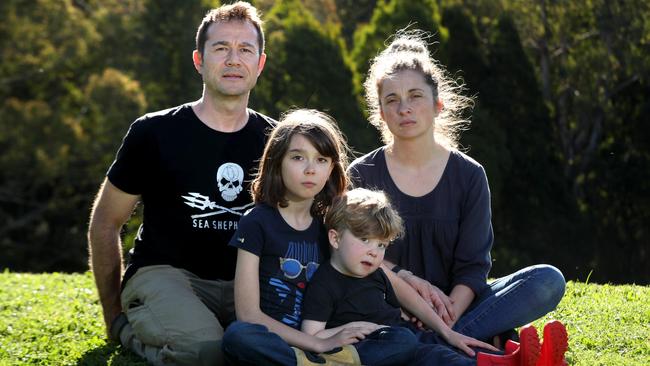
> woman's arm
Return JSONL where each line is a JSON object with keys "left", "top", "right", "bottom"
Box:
{"left": 235, "top": 250, "right": 367, "bottom": 353}
{"left": 383, "top": 259, "right": 455, "bottom": 325}
{"left": 450, "top": 166, "right": 493, "bottom": 305}
{"left": 383, "top": 265, "right": 451, "bottom": 336}
{"left": 384, "top": 266, "right": 497, "bottom": 356}
{"left": 448, "top": 284, "right": 474, "bottom": 327}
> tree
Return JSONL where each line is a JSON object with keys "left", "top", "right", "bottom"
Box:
{"left": 0, "top": 0, "right": 99, "bottom": 271}
{"left": 0, "top": 1, "right": 147, "bottom": 272}
{"left": 333, "top": 0, "right": 378, "bottom": 46}
{"left": 504, "top": 0, "right": 650, "bottom": 283}
{"left": 128, "top": 0, "right": 216, "bottom": 110}
{"left": 251, "top": 0, "right": 374, "bottom": 152}
{"left": 351, "top": 0, "right": 446, "bottom": 87}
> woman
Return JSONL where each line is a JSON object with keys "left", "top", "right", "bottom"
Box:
{"left": 349, "top": 30, "right": 566, "bottom": 347}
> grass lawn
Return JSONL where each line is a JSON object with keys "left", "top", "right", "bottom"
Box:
{"left": 0, "top": 271, "right": 648, "bottom": 365}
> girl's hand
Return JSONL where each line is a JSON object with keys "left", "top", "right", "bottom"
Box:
{"left": 443, "top": 329, "right": 499, "bottom": 357}
{"left": 317, "top": 326, "right": 376, "bottom": 353}
{"left": 401, "top": 272, "right": 455, "bottom": 326}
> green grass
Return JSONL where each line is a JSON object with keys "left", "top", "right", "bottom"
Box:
{"left": 0, "top": 272, "right": 648, "bottom": 365}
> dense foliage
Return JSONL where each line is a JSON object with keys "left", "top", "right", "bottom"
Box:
{"left": 0, "top": 0, "right": 647, "bottom": 284}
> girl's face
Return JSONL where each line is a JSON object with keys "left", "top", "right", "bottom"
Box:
{"left": 379, "top": 69, "right": 439, "bottom": 142}
{"left": 329, "top": 229, "right": 388, "bottom": 278}
{"left": 281, "top": 134, "right": 334, "bottom": 204}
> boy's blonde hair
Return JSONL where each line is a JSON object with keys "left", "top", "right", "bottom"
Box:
{"left": 325, "top": 188, "right": 403, "bottom": 242}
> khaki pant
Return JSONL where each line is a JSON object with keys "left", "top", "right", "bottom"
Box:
{"left": 119, "top": 265, "right": 234, "bottom": 365}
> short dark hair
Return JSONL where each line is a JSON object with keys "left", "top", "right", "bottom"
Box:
{"left": 195, "top": 1, "right": 265, "bottom": 56}
{"left": 251, "top": 109, "right": 350, "bottom": 217}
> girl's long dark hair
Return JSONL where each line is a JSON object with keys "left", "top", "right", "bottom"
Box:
{"left": 251, "top": 109, "right": 350, "bottom": 217}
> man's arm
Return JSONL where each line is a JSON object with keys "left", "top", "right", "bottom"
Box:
{"left": 88, "top": 178, "right": 140, "bottom": 337}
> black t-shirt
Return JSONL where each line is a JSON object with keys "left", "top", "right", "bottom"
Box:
{"left": 108, "top": 104, "right": 275, "bottom": 285}
{"left": 229, "top": 204, "right": 330, "bottom": 329}
{"left": 302, "top": 262, "right": 403, "bottom": 329}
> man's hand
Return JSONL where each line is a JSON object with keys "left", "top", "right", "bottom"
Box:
{"left": 106, "top": 306, "right": 124, "bottom": 341}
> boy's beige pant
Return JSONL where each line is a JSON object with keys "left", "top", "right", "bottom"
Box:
{"left": 119, "top": 265, "right": 234, "bottom": 366}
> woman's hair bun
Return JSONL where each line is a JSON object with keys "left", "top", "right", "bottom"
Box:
{"left": 387, "top": 38, "right": 428, "bottom": 55}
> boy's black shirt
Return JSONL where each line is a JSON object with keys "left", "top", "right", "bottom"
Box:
{"left": 302, "top": 262, "right": 402, "bottom": 329}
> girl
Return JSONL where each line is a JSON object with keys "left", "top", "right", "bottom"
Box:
{"left": 222, "top": 109, "right": 407, "bottom": 365}
{"left": 349, "top": 28, "right": 566, "bottom": 354}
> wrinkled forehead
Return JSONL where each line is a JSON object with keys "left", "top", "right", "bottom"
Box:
{"left": 378, "top": 68, "right": 434, "bottom": 97}
{"left": 205, "top": 20, "right": 261, "bottom": 50}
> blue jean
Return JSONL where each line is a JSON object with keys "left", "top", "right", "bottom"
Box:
{"left": 222, "top": 321, "right": 295, "bottom": 365}
{"left": 452, "top": 264, "right": 566, "bottom": 342}
{"left": 222, "top": 322, "right": 420, "bottom": 366}
{"left": 354, "top": 326, "right": 419, "bottom": 365}
{"left": 410, "top": 328, "right": 475, "bottom": 366}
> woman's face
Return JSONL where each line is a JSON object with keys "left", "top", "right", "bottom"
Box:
{"left": 379, "top": 69, "right": 439, "bottom": 142}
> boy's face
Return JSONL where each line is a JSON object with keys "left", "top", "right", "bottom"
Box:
{"left": 329, "top": 229, "right": 389, "bottom": 278}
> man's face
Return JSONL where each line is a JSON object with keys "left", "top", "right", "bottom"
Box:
{"left": 194, "top": 20, "right": 266, "bottom": 99}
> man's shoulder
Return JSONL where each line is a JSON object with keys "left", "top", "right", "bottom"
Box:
{"left": 132, "top": 104, "right": 192, "bottom": 129}
{"left": 247, "top": 109, "right": 277, "bottom": 131}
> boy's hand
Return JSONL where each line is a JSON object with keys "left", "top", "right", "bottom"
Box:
{"left": 400, "top": 272, "right": 455, "bottom": 325}
{"left": 443, "top": 329, "right": 499, "bottom": 357}
{"left": 344, "top": 321, "right": 386, "bottom": 333}
{"left": 317, "top": 326, "right": 376, "bottom": 353}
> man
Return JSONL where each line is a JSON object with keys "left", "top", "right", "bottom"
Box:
{"left": 87, "top": 3, "right": 273, "bottom": 365}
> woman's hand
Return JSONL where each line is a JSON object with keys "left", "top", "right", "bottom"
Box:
{"left": 442, "top": 329, "right": 499, "bottom": 357}
{"left": 400, "top": 271, "right": 456, "bottom": 326}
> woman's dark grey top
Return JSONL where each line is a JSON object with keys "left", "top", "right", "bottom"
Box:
{"left": 349, "top": 147, "right": 493, "bottom": 295}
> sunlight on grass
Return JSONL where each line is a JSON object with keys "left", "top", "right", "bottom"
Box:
{"left": 0, "top": 272, "right": 648, "bottom": 365}
{"left": 531, "top": 282, "right": 650, "bottom": 365}
{"left": 0, "top": 272, "right": 145, "bottom": 366}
